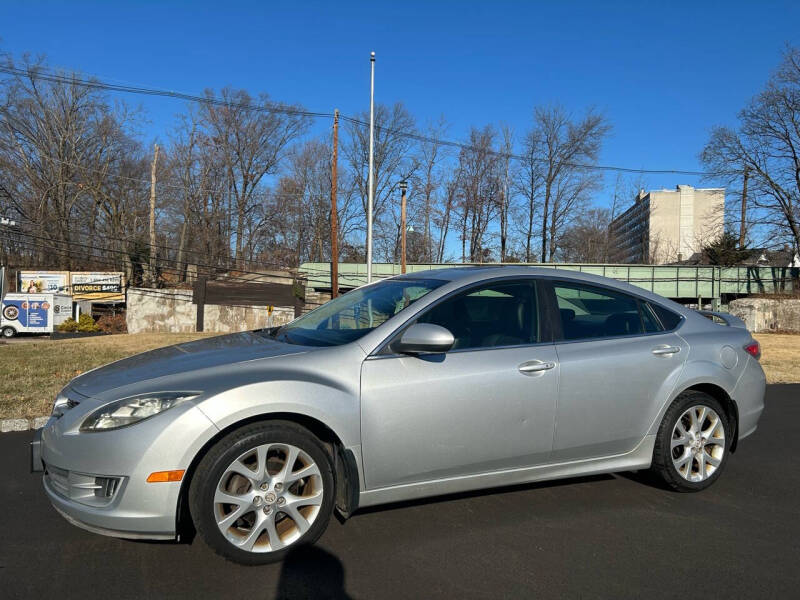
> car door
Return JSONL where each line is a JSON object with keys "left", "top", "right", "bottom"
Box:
{"left": 360, "top": 278, "right": 559, "bottom": 490}
{"left": 546, "top": 280, "right": 688, "bottom": 461}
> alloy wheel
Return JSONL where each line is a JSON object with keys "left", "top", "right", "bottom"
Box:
{"left": 213, "top": 443, "right": 324, "bottom": 552}
{"left": 670, "top": 405, "right": 726, "bottom": 482}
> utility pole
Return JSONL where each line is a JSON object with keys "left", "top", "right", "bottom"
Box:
{"left": 0, "top": 217, "right": 16, "bottom": 300}
{"left": 366, "top": 51, "right": 376, "bottom": 283}
{"left": 399, "top": 181, "right": 408, "bottom": 273}
{"left": 330, "top": 109, "right": 340, "bottom": 298}
{"left": 148, "top": 143, "right": 160, "bottom": 287}
{"left": 739, "top": 165, "right": 749, "bottom": 249}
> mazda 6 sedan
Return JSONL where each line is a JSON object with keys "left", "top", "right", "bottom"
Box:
{"left": 32, "top": 267, "right": 766, "bottom": 564}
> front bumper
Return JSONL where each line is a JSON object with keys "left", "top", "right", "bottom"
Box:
{"left": 31, "top": 426, "right": 43, "bottom": 472}
{"left": 37, "top": 399, "right": 219, "bottom": 540}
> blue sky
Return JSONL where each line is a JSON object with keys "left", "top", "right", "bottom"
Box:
{"left": 2, "top": 0, "right": 799, "bottom": 209}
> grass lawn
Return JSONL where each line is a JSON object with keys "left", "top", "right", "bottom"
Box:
{"left": 0, "top": 331, "right": 797, "bottom": 420}
{"left": 754, "top": 333, "right": 800, "bottom": 384}
{"left": 0, "top": 333, "right": 212, "bottom": 419}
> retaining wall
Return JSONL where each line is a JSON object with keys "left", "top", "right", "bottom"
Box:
{"left": 126, "top": 288, "right": 295, "bottom": 334}
{"left": 728, "top": 298, "right": 800, "bottom": 333}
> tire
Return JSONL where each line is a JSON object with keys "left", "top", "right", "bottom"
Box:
{"left": 1, "top": 326, "right": 15, "bottom": 338}
{"left": 189, "top": 420, "right": 335, "bottom": 565}
{"left": 651, "top": 390, "right": 731, "bottom": 492}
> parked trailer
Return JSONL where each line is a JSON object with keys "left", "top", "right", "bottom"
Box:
{"left": 0, "top": 293, "right": 72, "bottom": 338}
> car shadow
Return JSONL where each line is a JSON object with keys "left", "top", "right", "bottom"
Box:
{"left": 275, "top": 545, "right": 353, "bottom": 599}
{"left": 613, "top": 469, "right": 673, "bottom": 491}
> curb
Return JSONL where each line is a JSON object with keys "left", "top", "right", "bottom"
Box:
{"left": 1, "top": 416, "right": 49, "bottom": 433}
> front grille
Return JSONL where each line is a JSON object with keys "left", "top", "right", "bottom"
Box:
{"left": 44, "top": 463, "right": 123, "bottom": 507}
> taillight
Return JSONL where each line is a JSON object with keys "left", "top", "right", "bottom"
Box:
{"left": 744, "top": 340, "right": 761, "bottom": 360}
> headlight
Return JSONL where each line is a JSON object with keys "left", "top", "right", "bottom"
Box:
{"left": 80, "top": 392, "right": 199, "bottom": 432}
{"left": 52, "top": 394, "right": 80, "bottom": 418}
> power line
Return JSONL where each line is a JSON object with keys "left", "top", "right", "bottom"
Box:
{"left": 0, "top": 62, "right": 716, "bottom": 177}
{"left": 0, "top": 64, "right": 332, "bottom": 120}
{"left": 8, "top": 225, "right": 363, "bottom": 289}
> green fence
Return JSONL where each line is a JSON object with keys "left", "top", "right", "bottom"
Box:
{"left": 299, "top": 262, "right": 798, "bottom": 302}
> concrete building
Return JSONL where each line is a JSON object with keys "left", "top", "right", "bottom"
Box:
{"left": 609, "top": 185, "right": 725, "bottom": 264}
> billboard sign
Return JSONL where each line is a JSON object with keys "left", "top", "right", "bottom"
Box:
{"left": 70, "top": 272, "right": 124, "bottom": 301}
{"left": 18, "top": 271, "right": 70, "bottom": 294}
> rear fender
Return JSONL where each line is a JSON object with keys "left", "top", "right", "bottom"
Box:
{"left": 646, "top": 360, "right": 738, "bottom": 437}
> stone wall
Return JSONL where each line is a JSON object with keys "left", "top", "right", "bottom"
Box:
{"left": 126, "top": 288, "right": 295, "bottom": 334}
{"left": 728, "top": 298, "right": 800, "bottom": 333}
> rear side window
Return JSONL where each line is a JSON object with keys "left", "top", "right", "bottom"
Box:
{"left": 648, "top": 302, "right": 683, "bottom": 331}
{"left": 554, "top": 282, "right": 647, "bottom": 340}
{"left": 641, "top": 303, "right": 662, "bottom": 333}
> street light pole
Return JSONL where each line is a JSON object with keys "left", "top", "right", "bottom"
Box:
{"left": 366, "top": 51, "right": 376, "bottom": 283}
{"left": 399, "top": 181, "right": 408, "bottom": 274}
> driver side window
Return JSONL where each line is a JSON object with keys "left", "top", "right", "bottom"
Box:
{"left": 416, "top": 280, "right": 539, "bottom": 350}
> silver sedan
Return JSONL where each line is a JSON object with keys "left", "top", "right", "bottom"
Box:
{"left": 32, "top": 267, "right": 766, "bottom": 564}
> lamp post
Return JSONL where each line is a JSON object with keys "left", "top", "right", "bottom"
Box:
{"left": 399, "top": 181, "right": 408, "bottom": 274}
{"left": 366, "top": 51, "right": 376, "bottom": 283}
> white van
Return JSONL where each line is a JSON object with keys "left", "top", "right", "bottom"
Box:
{"left": 0, "top": 293, "right": 72, "bottom": 338}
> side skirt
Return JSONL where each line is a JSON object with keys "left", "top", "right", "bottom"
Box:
{"left": 357, "top": 435, "right": 656, "bottom": 509}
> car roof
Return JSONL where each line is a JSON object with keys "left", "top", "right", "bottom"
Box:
{"left": 393, "top": 265, "right": 692, "bottom": 309}
{"left": 395, "top": 265, "right": 624, "bottom": 286}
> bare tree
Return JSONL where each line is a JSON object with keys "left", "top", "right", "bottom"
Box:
{"left": 557, "top": 207, "right": 613, "bottom": 262}
{"left": 200, "top": 88, "right": 310, "bottom": 268}
{"left": 0, "top": 53, "right": 149, "bottom": 276}
{"left": 343, "top": 103, "right": 417, "bottom": 260}
{"left": 514, "top": 127, "right": 545, "bottom": 261}
{"left": 702, "top": 46, "right": 800, "bottom": 255}
{"left": 455, "top": 126, "right": 502, "bottom": 262}
{"left": 409, "top": 117, "right": 449, "bottom": 263}
{"left": 498, "top": 125, "right": 514, "bottom": 261}
{"left": 524, "top": 106, "right": 610, "bottom": 262}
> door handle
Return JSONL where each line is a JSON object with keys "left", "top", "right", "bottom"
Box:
{"left": 652, "top": 345, "right": 681, "bottom": 356}
{"left": 518, "top": 360, "right": 556, "bottom": 373}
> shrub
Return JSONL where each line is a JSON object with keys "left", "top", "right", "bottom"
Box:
{"left": 77, "top": 313, "right": 100, "bottom": 333}
{"left": 57, "top": 318, "right": 79, "bottom": 332}
{"left": 96, "top": 313, "right": 127, "bottom": 334}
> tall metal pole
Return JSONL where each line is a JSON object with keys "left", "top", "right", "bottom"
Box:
{"left": 400, "top": 181, "right": 408, "bottom": 274}
{"left": 330, "top": 109, "right": 340, "bottom": 298}
{"left": 366, "top": 51, "right": 376, "bottom": 283}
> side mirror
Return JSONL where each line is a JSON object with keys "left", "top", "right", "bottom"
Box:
{"left": 394, "top": 323, "right": 454, "bottom": 355}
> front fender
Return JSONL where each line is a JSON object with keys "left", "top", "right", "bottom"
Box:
{"left": 195, "top": 378, "right": 360, "bottom": 449}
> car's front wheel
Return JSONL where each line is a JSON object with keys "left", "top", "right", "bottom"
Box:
{"left": 189, "top": 420, "right": 335, "bottom": 565}
{"left": 651, "top": 390, "right": 731, "bottom": 492}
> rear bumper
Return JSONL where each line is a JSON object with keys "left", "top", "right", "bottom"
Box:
{"left": 733, "top": 356, "right": 767, "bottom": 440}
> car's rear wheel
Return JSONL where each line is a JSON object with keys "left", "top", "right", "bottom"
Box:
{"left": 189, "top": 421, "right": 335, "bottom": 565}
{"left": 651, "top": 390, "right": 731, "bottom": 492}
{"left": 2, "top": 326, "right": 16, "bottom": 338}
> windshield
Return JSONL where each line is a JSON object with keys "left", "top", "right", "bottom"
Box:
{"left": 271, "top": 278, "right": 445, "bottom": 347}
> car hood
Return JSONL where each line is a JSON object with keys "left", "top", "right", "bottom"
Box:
{"left": 69, "top": 330, "right": 311, "bottom": 398}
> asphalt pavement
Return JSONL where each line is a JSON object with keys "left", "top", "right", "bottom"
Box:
{"left": 2, "top": 385, "right": 798, "bottom": 599}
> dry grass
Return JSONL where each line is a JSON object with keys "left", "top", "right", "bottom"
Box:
{"left": 754, "top": 333, "right": 800, "bottom": 385}
{"left": 0, "top": 333, "right": 213, "bottom": 419}
{"left": 0, "top": 331, "right": 796, "bottom": 421}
